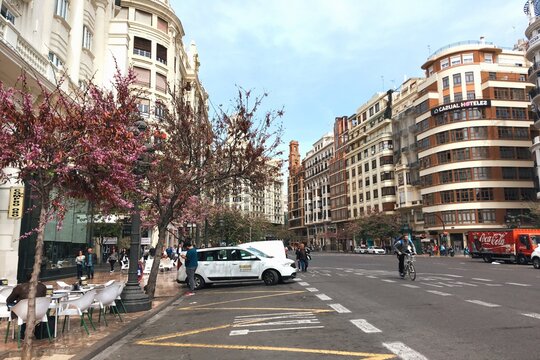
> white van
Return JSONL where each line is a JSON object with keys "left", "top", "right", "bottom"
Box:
{"left": 176, "top": 244, "right": 296, "bottom": 290}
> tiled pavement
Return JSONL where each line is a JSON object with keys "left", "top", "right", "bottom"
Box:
{"left": 0, "top": 268, "right": 181, "bottom": 360}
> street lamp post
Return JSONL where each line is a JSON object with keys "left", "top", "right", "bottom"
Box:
{"left": 121, "top": 119, "right": 151, "bottom": 312}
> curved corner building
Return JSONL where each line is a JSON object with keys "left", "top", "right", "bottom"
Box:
{"left": 525, "top": 0, "right": 540, "bottom": 198}
{"left": 416, "top": 39, "right": 533, "bottom": 249}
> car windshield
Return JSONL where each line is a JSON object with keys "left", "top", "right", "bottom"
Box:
{"left": 245, "top": 247, "right": 270, "bottom": 258}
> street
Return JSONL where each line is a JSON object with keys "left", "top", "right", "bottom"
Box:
{"left": 92, "top": 253, "right": 540, "bottom": 360}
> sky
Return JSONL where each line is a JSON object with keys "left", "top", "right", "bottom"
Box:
{"left": 171, "top": 0, "right": 526, "bottom": 158}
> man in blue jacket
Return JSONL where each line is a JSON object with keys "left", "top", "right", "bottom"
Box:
{"left": 393, "top": 235, "right": 416, "bottom": 278}
{"left": 181, "top": 240, "right": 198, "bottom": 296}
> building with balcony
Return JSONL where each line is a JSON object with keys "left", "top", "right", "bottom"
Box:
{"left": 392, "top": 78, "right": 425, "bottom": 237}
{"left": 0, "top": 0, "right": 206, "bottom": 283}
{"left": 524, "top": 0, "right": 540, "bottom": 198}
{"left": 303, "top": 133, "right": 334, "bottom": 250}
{"left": 417, "top": 39, "right": 533, "bottom": 250}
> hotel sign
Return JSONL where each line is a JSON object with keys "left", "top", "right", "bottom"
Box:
{"left": 430, "top": 99, "right": 491, "bottom": 116}
{"left": 8, "top": 187, "right": 24, "bottom": 219}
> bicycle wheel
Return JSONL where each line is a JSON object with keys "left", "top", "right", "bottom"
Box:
{"left": 408, "top": 262, "right": 416, "bottom": 281}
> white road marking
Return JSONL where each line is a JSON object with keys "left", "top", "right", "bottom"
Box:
{"left": 383, "top": 342, "right": 428, "bottom": 360}
{"left": 293, "top": 278, "right": 302, "bottom": 282}
{"left": 229, "top": 325, "right": 325, "bottom": 336}
{"left": 316, "top": 294, "right": 332, "bottom": 301}
{"left": 454, "top": 281, "right": 478, "bottom": 287}
{"left": 466, "top": 300, "right": 500, "bottom": 308}
{"left": 507, "top": 282, "right": 531, "bottom": 287}
{"left": 328, "top": 304, "right": 351, "bottom": 313}
{"left": 305, "top": 288, "right": 318, "bottom": 292}
{"left": 421, "top": 282, "right": 444, "bottom": 288}
{"left": 443, "top": 274, "right": 463, "bottom": 278}
{"left": 522, "top": 313, "right": 540, "bottom": 319}
{"left": 426, "top": 290, "right": 452, "bottom": 296}
{"left": 298, "top": 282, "right": 310, "bottom": 286}
{"left": 366, "top": 276, "right": 378, "bottom": 279}
{"left": 235, "top": 312, "right": 313, "bottom": 319}
{"left": 401, "top": 284, "right": 420, "bottom": 289}
{"left": 382, "top": 279, "right": 396, "bottom": 283}
{"left": 350, "top": 319, "right": 382, "bottom": 333}
{"left": 484, "top": 284, "right": 503, "bottom": 287}
{"left": 472, "top": 278, "right": 492, "bottom": 282}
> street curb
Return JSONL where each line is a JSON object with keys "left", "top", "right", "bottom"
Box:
{"left": 72, "top": 292, "right": 183, "bottom": 360}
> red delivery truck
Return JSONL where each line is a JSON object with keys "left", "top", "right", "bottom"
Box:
{"left": 467, "top": 229, "right": 540, "bottom": 264}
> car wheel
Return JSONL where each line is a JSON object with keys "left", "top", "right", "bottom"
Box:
{"left": 517, "top": 254, "right": 528, "bottom": 265}
{"left": 533, "top": 257, "right": 540, "bottom": 269}
{"left": 263, "top": 269, "right": 279, "bottom": 286}
{"left": 194, "top": 274, "right": 205, "bottom": 290}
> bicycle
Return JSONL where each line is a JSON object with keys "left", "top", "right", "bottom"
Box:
{"left": 403, "top": 252, "right": 416, "bottom": 281}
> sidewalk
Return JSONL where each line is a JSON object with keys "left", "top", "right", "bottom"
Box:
{"left": 0, "top": 268, "right": 182, "bottom": 360}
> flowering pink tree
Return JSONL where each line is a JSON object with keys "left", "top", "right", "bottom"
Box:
{"left": 142, "top": 86, "right": 283, "bottom": 298}
{"left": 0, "top": 72, "right": 144, "bottom": 359}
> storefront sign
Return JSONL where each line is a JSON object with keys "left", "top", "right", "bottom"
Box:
{"left": 430, "top": 99, "right": 491, "bottom": 116}
{"left": 7, "top": 187, "right": 24, "bottom": 219}
{"left": 141, "top": 237, "right": 151, "bottom": 245}
{"left": 103, "top": 237, "right": 118, "bottom": 245}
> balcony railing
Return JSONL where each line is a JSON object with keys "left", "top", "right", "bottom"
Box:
{"left": 133, "top": 48, "right": 151, "bottom": 58}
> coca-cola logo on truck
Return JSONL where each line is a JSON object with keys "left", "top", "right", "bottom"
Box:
{"left": 477, "top": 232, "right": 507, "bottom": 246}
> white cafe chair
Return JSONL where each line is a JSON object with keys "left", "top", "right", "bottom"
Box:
{"left": 89, "top": 284, "right": 122, "bottom": 326}
{"left": 56, "top": 281, "right": 72, "bottom": 290}
{"left": 1, "top": 287, "right": 13, "bottom": 344}
{"left": 103, "top": 280, "right": 115, "bottom": 287}
{"left": 6, "top": 297, "right": 52, "bottom": 348}
{"left": 114, "top": 283, "right": 127, "bottom": 314}
{"left": 57, "top": 289, "right": 96, "bottom": 335}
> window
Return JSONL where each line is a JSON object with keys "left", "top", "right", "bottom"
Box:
{"left": 371, "top": 159, "right": 377, "bottom": 169}
{"left": 454, "top": 93, "right": 463, "bottom": 102}
{"left": 471, "top": 147, "right": 489, "bottom": 159}
{"left": 133, "top": 67, "right": 151, "bottom": 87}
{"left": 518, "top": 168, "right": 533, "bottom": 179}
{"left": 498, "top": 127, "right": 513, "bottom": 139}
{"left": 137, "top": 98, "right": 150, "bottom": 116}
{"left": 382, "top": 187, "right": 395, "bottom": 196}
{"left": 512, "top": 108, "right": 527, "bottom": 120}
{"left": 450, "top": 55, "right": 462, "bottom": 66}
{"left": 504, "top": 188, "right": 519, "bottom": 200}
{"left": 48, "top": 52, "right": 63, "bottom": 68}
{"left": 436, "top": 132, "right": 449, "bottom": 144}
{"left": 463, "top": 53, "right": 474, "bottom": 64}
{"left": 134, "top": 37, "right": 152, "bottom": 58}
{"left": 516, "top": 147, "right": 531, "bottom": 159}
{"left": 55, "top": 0, "right": 69, "bottom": 20}
{"left": 502, "top": 167, "right": 517, "bottom": 179}
{"left": 457, "top": 210, "right": 476, "bottom": 224}
{"left": 440, "top": 58, "right": 449, "bottom": 69}
{"left": 157, "top": 17, "right": 168, "bottom": 33}
{"left": 82, "top": 25, "right": 93, "bottom": 50}
{"left": 366, "top": 192, "right": 371, "bottom": 201}
{"left": 443, "top": 95, "right": 451, "bottom": 104}
{"left": 500, "top": 147, "right": 515, "bottom": 159}
{"left": 135, "top": 9, "right": 152, "bottom": 25}
{"left": 496, "top": 107, "right": 510, "bottom": 119}
{"left": 453, "top": 149, "right": 470, "bottom": 162}
{"left": 465, "top": 71, "right": 474, "bottom": 83}
{"left": 456, "top": 189, "right": 473, "bottom": 202}
{"left": 473, "top": 167, "right": 490, "bottom": 180}
{"left": 375, "top": 103, "right": 380, "bottom": 112}
{"left": 1, "top": 4, "right": 15, "bottom": 24}
{"left": 484, "top": 53, "right": 493, "bottom": 63}
{"left": 365, "top": 177, "right": 370, "bottom": 186}
{"left": 440, "top": 170, "right": 453, "bottom": 184}
{"left": 156, "top": 73, "right": 167, "bottom": 93}
{"left": 442, "top": 76, "right": 449, "bottom": 88}
{"left": 156, "top": 44, "right": 168, "bottom": 64}
{"left": 452, "top": 129, "right": 468, "bottom": 142}
{"left": 372, "top": 174, "right": 377, "bottom": 184}
{"left": 364, "top": 163, "right": 369, "bottom": 172}
{"left": 489, "top": 72, "right": 496, "bottom": 80}
{"left": 478, "top": 209, "right": 496, "bottom": 223}
{"left": 476, "top": 188, "right": 493, "bottom": 201}
{"left": 467, "top": 91, "right": 476, "bottom": 100}
{"left": 373, "top": 189, "right": 378, "bottom": 199}
{"left": 437, "top": 151, "right": 451, "bottom": 164}
{"left": 470, "top": 127, "right": 487, "bottom": 139}
{"left": 453, "top": 73, "right": 462, "bottom": 85}
{"left": 441, "top": 191, "right": 454, "bottom": 203}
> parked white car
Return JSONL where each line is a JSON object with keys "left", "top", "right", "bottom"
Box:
{"left": 367, "top": 246, "right": 385, "bottom": 255}
{"left": 354, "top": 246, "right": 368, "bottom": 254}
{"left": 177, "top": 244, "right": 296, "bottom": 290}
{"left": 532, "top": 247, "right": 540, "bottom": 269}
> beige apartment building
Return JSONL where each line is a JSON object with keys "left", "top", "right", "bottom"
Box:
{"left": 303, "top": 133, "right": 334, "bottom": 250}
{"left": 417, "top": 39, "right": 533, "bottom": 250}
{"left": 392, "top": 78, "right": 425, "bottom": 237}
{"left": 0, "top": 0, "right": 206, "bottom": 282}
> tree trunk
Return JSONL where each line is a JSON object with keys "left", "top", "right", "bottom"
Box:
{"left": 21, "top": 202, "right": 48, "bottom": 360}
{"left": 144, "top": 225, "right": 166, "bottom": 299}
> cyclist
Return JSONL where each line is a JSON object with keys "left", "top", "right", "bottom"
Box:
{"left": 393, "top": 234, "right": 417, "bottom": 278}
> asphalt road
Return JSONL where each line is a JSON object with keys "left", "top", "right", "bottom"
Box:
{"left": 92, "top": 253, "right": 540, "bottom": 360}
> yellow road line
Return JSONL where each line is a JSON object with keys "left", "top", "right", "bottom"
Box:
{"left": 134, "top": 342, "right": 395, "bottom": 360}
{"left": 180, "top": 290, "right": 305, "bottom": 309}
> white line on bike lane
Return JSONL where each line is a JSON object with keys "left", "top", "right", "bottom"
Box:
{"left": 350, "top": 319, "right": 382, "bottom": 333}
{"left": 383, "top": 342, "right": 428, "bottom": 360}
{"left": 426, "top": 290, "right": 452, "bottom": 296}
{"left": 298, "top": 282, "right": 310, "bottom": 286}
{"left": 328, "top": 304, "right": 351, "bottom": 313}
{"left": 466, "top": 300, "right": 500, "bottom": 307}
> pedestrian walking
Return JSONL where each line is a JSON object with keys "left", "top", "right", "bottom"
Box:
{"left": 181, "top": 240, "right": 198, "bottom": 296}
{"left": 296, "top": 243, "right": 309, "bottom": 272}
{"left": 75, "top": 250, "right": 85, "bottom": 279}
{"left": 108, "top": 247, "right": 118, "bottom": 273}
